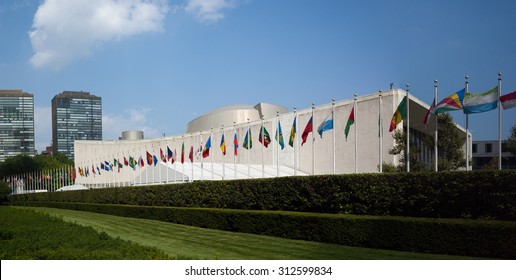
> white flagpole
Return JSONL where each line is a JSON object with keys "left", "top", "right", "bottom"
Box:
{"left": 211, "top": 128, "right": 214, "bottom": 180}
{"left": 312, "top": 103, "right": 315, "bottom": 175}
{"left": 261, "top": 117, "right": 265, "bottom": 178}
{"left": 434, "top": 80, "right": 439, "bottom": 172}
{"left": 294, "top": 106, "right": 298, "bottom": 176}
{"left": 276, "top": 112, "right": 280, "bottom": 177}
{"left": 222, "top": 125, "right": 225, "bottom": 180}
{"left": 406, "top": 84, "right": 410, "bottom": 172}
{"left": 247, "top": 119, "right": 251, "bottom": 178}
{"left": 354, "top": 93, "right": 358, "bottom": 173}
{"left": 332, "top": 98, "right": 336, "bottom": 174}
{"left": 234, "top": 122, "right": 237, "bottom": 179}
{"left": 498, "top": 72, "right": 502, "bottom": 170}
{"left": 379, "top": 90, "right": 383, "bottom": 173}
{"left": 200, "top": 131, "right": 204, "bottom": 181}
{"left": 166, "top": 140, "right": 169, "bottom": 184}
{"left": 181, "top": 138, "right": 185, "bottom": 182}
{"left": 465, "top": 75, "right": 470, "bottom": 171}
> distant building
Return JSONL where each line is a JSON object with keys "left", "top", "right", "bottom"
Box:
{"left": 0, "top": 90, "right": 35, "bottom": 161}
{"left": 472, "top": 140, "right": 516, "bottom": 170}
{"left": 52, "top": 91, "right": 102, "bottom": 160}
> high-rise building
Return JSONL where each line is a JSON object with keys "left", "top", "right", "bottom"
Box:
{"left": 0, "top": 90, "right": 35, "bottom": 162}
{"left": 52, "top": 91, "right": 102, "bottom": 160}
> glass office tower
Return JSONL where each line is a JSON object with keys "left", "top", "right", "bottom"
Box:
{"left": 0, "top": 90, "right": 35, "bottom": 162}
{"left": 52, "top": 91, "right": 102, "bottom": 160}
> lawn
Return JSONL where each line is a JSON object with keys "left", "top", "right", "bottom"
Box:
{"left": 15, "top": 206, "right": 478, "bottom": 260}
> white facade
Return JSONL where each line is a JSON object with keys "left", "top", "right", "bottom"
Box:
{"left": 74, "top": 89, "right": 467, "bottom": 188}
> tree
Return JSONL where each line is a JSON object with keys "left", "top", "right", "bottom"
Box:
{"left": 34, "top": 152, "right": 73, "bottom": 169}
{"left": 435, "top": 113, "right": 466, "bottom": 171}
{"left": 388, "top": 113, "right": 465, "bottom": 172}
{"left": 389, "top": 129, "right": 429, "bottom": 172}
{"left": 0, "top": 180, "right": 11, "bottom": 201}
{"left": 506, "top": 125, "right": 516, "bottom": 156}
{"left": 0, "top": 153, "right": 73, "bottom": 179}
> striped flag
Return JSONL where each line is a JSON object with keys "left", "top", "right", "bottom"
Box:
{"left": 434, "top": 89, "right": 465, "bottom": 114}
{"left": 289, "top": 116, "right": 296, "bottom": 147}
{"left": 344, "top": 106, "right": 355, "bottom": 141}
{"left": 301, "top": 116, "right": 313, "bottom": 145}
{"left": 500, "top": 91, "right": 516, "bottom": 110}
{"left": 276, "top": 120, "right": 285, "bottom": 150}
{"left": 389, "top": 97, "right": 407, "bottom": 132}
{"left": 422, "top": 97, "right": 435, "bottom": 125}
{"left": 220, "top": 134, "right": 226, "bottom": 155}
{"left": 463, "top": 86, "right": 498, "bottom": 114}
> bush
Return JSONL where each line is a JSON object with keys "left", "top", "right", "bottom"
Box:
{"left": 0, "top": 181, "right": 11, "bottom": 202}
{"left": 12, "top": 201, "right": 516, "bottom": 259}
{"left": 9, "top": 170, "right": 516, "bottom": 220}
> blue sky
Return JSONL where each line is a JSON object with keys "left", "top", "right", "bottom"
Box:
{"left": 1, "top": 0, "right": 515, "bottom": 153}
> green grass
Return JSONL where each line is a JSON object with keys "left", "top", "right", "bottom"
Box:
{"left": 0, "top": 207, "right": 170, "bottom": 259}
{"left": 19, "top": 206, "right": 479, "bottom": 260}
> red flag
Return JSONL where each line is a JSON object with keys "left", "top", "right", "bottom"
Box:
{"left": 422, "top": 97, "right": 435, "bottom": 125}
{"left": 181, "top": 143, "right": 185, "bottom": 164}
{"left": 189, "top": 146, "right": 194, "bottom": 162}
{"left": 233, "top": 133, "right": 238, "bottom": 156}
{"left": 146, "top": 151, "right": 153, "bottom": 165}
{"left": 123, "top": 157, "right": 129, "bottom": 166}
{"left": 301, "top": 116, "right": 313, "bottom": 145}
{"left": 160, "top": 148, "right": 166, "bottom": 162}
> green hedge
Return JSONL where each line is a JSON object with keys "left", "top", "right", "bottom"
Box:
{"left": 10, "top": 171, "right": 516, "bottom": 220}
{"left": 12, "top": 201, "right": 516, "bottom": 259}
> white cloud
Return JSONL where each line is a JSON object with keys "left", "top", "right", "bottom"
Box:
{"left": 102, "top": 107, "right": 161, "bottom": 140}
{"left": 184, "top": 0, "right": 238, "bottom": 22}
{"left": 29, "top": 0, "right": 169, "bottom": 69}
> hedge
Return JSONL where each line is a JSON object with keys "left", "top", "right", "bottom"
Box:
{"left": 11, "top": 201, "right": 516, "bottom": 259}
{"left": 9, "top": 170, "right": 516, "bottom": 220}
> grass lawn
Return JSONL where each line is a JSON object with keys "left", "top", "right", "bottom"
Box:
{"left": 21, "top": 206, "right": 478, "bottom": 260}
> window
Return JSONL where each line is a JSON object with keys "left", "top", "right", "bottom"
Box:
{"left": 472, "top": 144, "right": 477, "bottom": 154}
{"left": 485, "top": 143, "right": 492, "bottom": 153}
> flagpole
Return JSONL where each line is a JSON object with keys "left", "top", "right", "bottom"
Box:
{"left": 379, "top": 90, "right": 383, "bottom": 173}
{"left": 234, "top": 122, "right": 237, "bottom": 179}
{"left": 434, "top": 80, "right": 438, "bottom": 172}
{"left": 465, "top": 75, "right": 469, "bottom": 171}
{"left": 247, "top": 119, "right": 251, "bottom": 178}
{"left": 332, "top": 98, "right": 336, "bottom": 174}
{"left": 166, "top": 140, "right": 169, "bottom": 184}
{"left": 261, "top": 117, "right": 265, "bottom": 178}
{"left": 406, "top": 84, "right": 410, "bottom": 172}
{"left": 294, "top": 106, "right": 298, "bottom": 176}
{"left": 273, "top": 111, "right": 280, "bottom": 177}
{"left": 354, "top": 93, "right": 358, "bottom": 173}
{"left": 312, "top": 103, "right": 315, "bottom": 175}
{"left": 498, "top": 72, "right": 502, "bottom": 170}
{"left": 211, "top": 128, "right": 214, "bottom": 180}
{"left": 222, "top": 125, "right": 225, "bottom": 180}
{"left": 200, "top": 131, "right": 204, "bottom": 181}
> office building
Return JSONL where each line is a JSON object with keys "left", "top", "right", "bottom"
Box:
{"left": 0, "top": 90, "right": 35, "bottom": 161}
{"left": 52, "top": 91, "right": 102, "bottom": 159}
{"left": 472, "top": 140, "right": 516, "bottom": 169}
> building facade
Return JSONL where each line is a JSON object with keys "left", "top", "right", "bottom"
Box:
{"left": 52, "top": 91, "right": 102, "bottom": 159}
{"left": 0, "top": 90, "right": 35, "bottom": 161}
{"left": 74, "top": 89, "right": 468, "bottom": 188}
{"left": 472, "top": 140, "right": 516, "bottom": 169}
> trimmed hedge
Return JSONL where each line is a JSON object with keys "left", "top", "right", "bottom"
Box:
{"left": 12, "top": 201, "right": 516, "bottom": 259}
{"left": 10, "top": 171, "right": 516, "bottom": 220}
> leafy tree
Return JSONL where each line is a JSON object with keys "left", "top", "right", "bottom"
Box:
{"left": 388, "top": 113, "right": 465, "bottom": 172}
{"left": 506, "top": 125, "right": 516, "bottom": 155}
{"left": 34, "top": 152, "right": 73, "bottom": 169}
{"left": 0, "top": 180, "right": 11, "bottom": 201}
{"left": 0, "top": 155, "right": 40, "bottom": 179}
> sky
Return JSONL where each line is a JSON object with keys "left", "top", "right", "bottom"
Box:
{"left": 1, "top": 0, "right": 515, "bottom": 153}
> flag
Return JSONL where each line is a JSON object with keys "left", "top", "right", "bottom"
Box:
{"left": 96, "top": 166, "right": 101, "bottom": 175}
{"left": 92, "top": 165, "right": 96, "bottom": 174}
{"left": 389, "top": 97, "right": 407, "bottom": 132}
{"left": 276, "top": 120, "right": 285, "bottom": 150}
{"left": 463, "top": 86, "right": 498, "bottom": 114}
{"left": 434, "top": 88, "right": 465, "bottom": 114}
{"left": 317, "top": 112, "right": 333, "bottom": 138}
{"left": 129, "top": 156, "right": 136, "bottom": 170}
{"left": 167, "top": 146, "right": 173, "bottom": 160}
{"left": 153, "top": 155, "right": 158, "bottom": 166}
{"left": 289, "top": 116, "right": 296, "bottom": 147}
{"left": 138, "top": 156, "right": 145, "bottom": 167}
{"left": 259, "top": 126, "right": 271, "bottom": 148}
{"left": 160, "top": 148, "right": 166, "bottom": 162}
{"left": 123, "top": 157, "right": 129, "bottom": 166}
{"left": 172, "top": 149, "right": 177, "bottom": 163}
{"left": 189, "top": 146, "right": 194, "bottom": 162}
{"left": 244, "top": 129, "right": 252, "bottom": 149}
{"left": 345, "top": 106, "right": 355, "bottom": 141}
{"left": 220, "top": 134, "right": 226, "bottom": 155}
{"left": 104, "top": 161, "right": 111, "bottom": 171}
{"left": 422, "top": 97, "right": 435, "bottom": 125}
{"left": 146, "top": 151, "right": 153, "bottom": 165}
{"left": 203, "top": 136, "right": 211, "bottom": 158}
{"left": 301, "top": 116, "right": 313, "bottom": 145}
{"left": 501, "top": 91, "right": 516, "bottom": 110}
{"left": 233, "top": 133, "right": 239, "bottom": 155}
{"left": 181, "top": 142, "right": 185, "bottom": 164}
